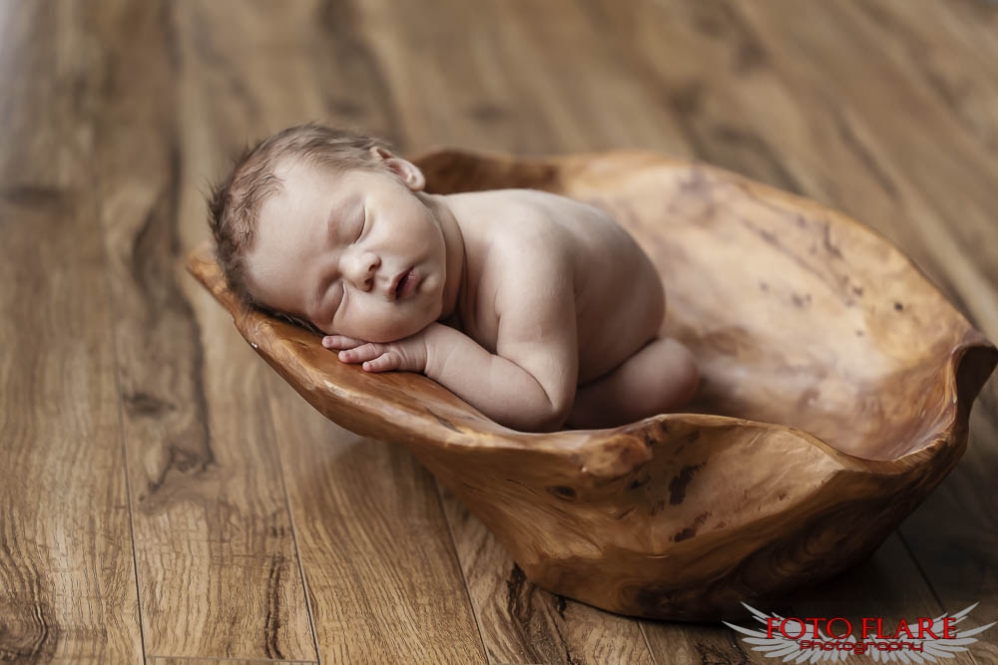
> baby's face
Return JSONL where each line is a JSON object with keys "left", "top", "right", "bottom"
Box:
{"left": 244, "top": 157, "right": 448, "bottom": 342}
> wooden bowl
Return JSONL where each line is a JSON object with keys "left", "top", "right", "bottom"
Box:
{"left": 186, "top": 148, "right": 997, "bottom": 621}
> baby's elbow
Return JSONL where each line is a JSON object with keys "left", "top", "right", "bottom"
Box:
{"left": 503, "top": 400, "right": 571, "bottom": 433}
{"left": 534, "top": 399, "right": 572, "bottom": 433}
{"left": 533, "top": 414, "right": 568, "bottom": 433}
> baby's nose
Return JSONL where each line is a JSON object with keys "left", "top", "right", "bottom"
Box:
{"left": 344, "top": 250, "right": 380, "bottom": 290}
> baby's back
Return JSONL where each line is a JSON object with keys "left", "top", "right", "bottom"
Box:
{"left": 451, "top": 189, "right": 665, "bottom": 385}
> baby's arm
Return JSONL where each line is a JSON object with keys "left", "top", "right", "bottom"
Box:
{"left": 424, "top": 252, "right": 579, "bottom": 432}
{"left": 328, "top": 319, "right": 576, "bottom": 432}
{"left": 422, "top": 316, "right": 577, "bottom": 432}
{"left": 328, "top": 250, "right": 579, "bottom": 432}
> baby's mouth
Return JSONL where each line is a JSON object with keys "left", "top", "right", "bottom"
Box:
{"left": 392, "top": 268, "right": 414, "bottom": 300}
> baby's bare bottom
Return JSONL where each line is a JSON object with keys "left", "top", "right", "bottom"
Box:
{"left": 566, "top": 337, "right": 699, "bottom": 430}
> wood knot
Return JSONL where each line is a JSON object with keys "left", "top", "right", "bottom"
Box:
{"left": 122, "top": 391, "right": 174, "bottom": 417}
{"left": 548, "top": 485, "right": 577, "bottom": 500}
{"left": 669, "top": 462, "right": 704, "bottom": 505}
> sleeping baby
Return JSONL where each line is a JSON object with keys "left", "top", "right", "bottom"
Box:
{"left": 208, "top": 124, "right": 699, "bottom": 432}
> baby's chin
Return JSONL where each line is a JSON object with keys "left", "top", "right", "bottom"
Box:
{"left": 338, "top": 314, "right": 436, "bottom": 344}
{"left": 370, "top": 322, "right": 430, "bottom": 343}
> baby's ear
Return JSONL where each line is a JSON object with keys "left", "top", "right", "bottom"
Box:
{"left": 371, "top": 146, "right": 426, "bottom": 191}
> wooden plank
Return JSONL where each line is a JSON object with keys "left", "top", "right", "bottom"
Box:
{"left": 897, "top": 383, "right": 998, "bottom": 665}
{"left": 838, "top": 0, "right": 998, "bottom": 155}
{"left": 150, "top": 660, "right": 314, "bottom": 665}
{"left": 265, "top": 405, "right": 488, "bottom": 663}
{"left": 87, "top": 0, "right": 315, "bottom": 659}
{"left": 928, "top": 0, "right": 998, "bottom": 75}
{"left": 172, "top": 0, "right": 489, "bottom": 661}
{"left": 150, "top": 659, "right": 316, "bottom": 665}
{"left": 0, "top": 1, "right": 144, "bottom": 662}
{"left": 807, "top": 0, "right": 998, "bottom": 282}
{"left": 358, "top": 0, "right": 693, "bottom": 158}
{"left": 437, "top": 484, "right": 659, "bottom": 664}
{"left": 729, "top": 0, "right": 998, "bottom": 338}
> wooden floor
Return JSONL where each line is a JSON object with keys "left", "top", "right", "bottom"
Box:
{"left": 2, "top": 0, "right": 998, "bottom": 663}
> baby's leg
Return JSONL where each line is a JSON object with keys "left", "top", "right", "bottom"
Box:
{"left": 567, "top": 337, "right": 699, "bottom": 430}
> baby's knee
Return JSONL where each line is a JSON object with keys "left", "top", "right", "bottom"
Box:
{"left": 647, "top": 338, "right": 699, "bottom": 412}
{"left": 672, "top": 341, "right": 700, "bottom": 406}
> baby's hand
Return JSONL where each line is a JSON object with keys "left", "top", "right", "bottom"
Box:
{"left": 322, "top": 331, "right": 428, "bottom": 373}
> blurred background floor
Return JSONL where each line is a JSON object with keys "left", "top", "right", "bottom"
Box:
{"left": 1, "top": 0, "right": 997, "bottom": 663}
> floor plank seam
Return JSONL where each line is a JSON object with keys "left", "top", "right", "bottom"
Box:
{"left": 92, "top": 120, "right": 151, "bottom": 665}
{"left": 146, "top": 656, "right": 318, "bottom": 664}
{"left": 434, "top": 479, "right": 492, "bottom": 663}
{"left": 897, "top": 528, "right": 945, "bottom": 612}
{"left": 265, "top": 381, "right": 323, "bottom": 665}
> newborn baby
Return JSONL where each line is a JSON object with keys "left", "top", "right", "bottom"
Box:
{"left": 208, "top": 124, "right": 699, "bottom": 432}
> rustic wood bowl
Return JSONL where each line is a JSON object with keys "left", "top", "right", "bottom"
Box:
{"left": 186, "top": 148, "right": 997, "bottom": 621}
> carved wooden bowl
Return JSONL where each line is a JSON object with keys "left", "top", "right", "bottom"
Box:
{"left": 186, "top": 148, "right": 997, "bottom": 621}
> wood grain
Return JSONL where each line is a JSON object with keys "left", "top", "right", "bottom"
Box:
{"left": 264, "top": 400, "right": 488, "bottom": 663}
{"left": 3, "top": 0, "right": 998, "bottom": 662}
{"left": 149, "top": 660, "right": 315, "bottom": 665}
{"left": 89, "top": 1, "right": 314, "bottom": 659}
{"left": 0, "top": 1, "right": 143, "bottom": 662}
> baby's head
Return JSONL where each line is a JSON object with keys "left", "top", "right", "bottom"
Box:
{"left": 208, "top": 124, "right": 451, "bottom": 342}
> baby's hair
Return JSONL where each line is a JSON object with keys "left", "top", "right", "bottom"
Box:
{"left": 206, "top": 123, "right": 393, "bottom": 334}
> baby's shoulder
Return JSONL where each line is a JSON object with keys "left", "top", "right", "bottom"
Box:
{"left": 488, "top": 187, "right": 584, "bottom": 215}
{"left": 457, "top": 188, "right": 593, "bottom": 285}
{"left": 488, "top": 208, "right": 577, "bottom": 298}
{"left": 477, "top": 189, "right": 581, "bottom": 246}
{"left": 488, "top": 212, "right": 576, "bottom": 273}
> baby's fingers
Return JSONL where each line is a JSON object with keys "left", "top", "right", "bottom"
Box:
{"left": 336, "top": 343, "right": 401, "bottom": 372}
{"left": 322, "top": 335, "right": 366, "bottom": 350}
{"left": 336, "top": 342, "right": 386, "bottom": 364}
{"left": 358, "top": 351, "right": 402, "bottom": 373}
